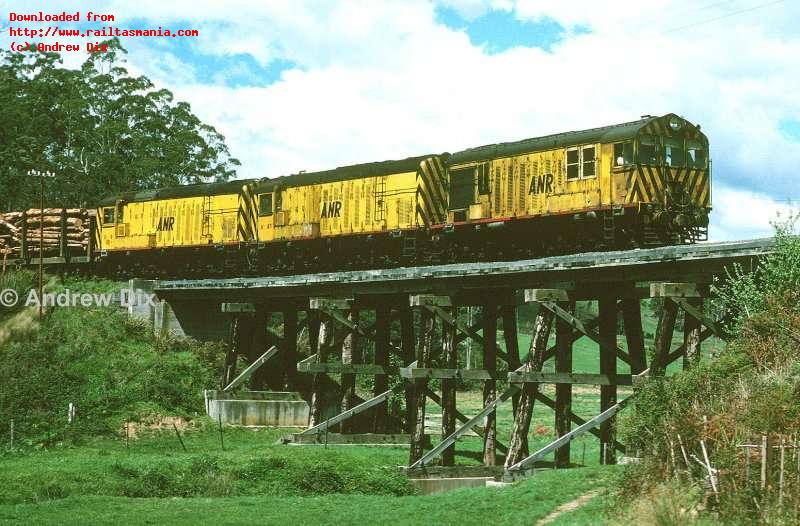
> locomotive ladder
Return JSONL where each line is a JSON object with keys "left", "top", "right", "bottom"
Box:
{"left": 201, "top": 195, "right": 212, "bottom": 238}
{"left": 374, "top": 175, "right": 387, "bottom": 224}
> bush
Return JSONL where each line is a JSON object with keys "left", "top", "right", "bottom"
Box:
{"left": 613, "top": 215, "right": 800, "bottom": 524}
{"left": 0, "top": 276, "right": 225, "bottom": 446}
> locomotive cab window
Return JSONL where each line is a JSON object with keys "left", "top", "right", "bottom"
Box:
{"left": 116, "top": 204, "right": 124, "bottom": 223}
{"left": 638, "top": 135, "right": 658, "bottom": 165}
{"left": 566, "top": 148, "right": 580, "bottom": 180}
{"left": 259, "top": 193, "right": 273, "bottom": 216}
{"left": 582, "top": 145, "right": 596, "bottom": 178}
{"left": 614, "top": 141, "right": 633, "bottom": 166}
{"left": 664, "top": 138, "right": 685, "bottom": 167}
{"left": 566, "top": 145, "right": 596, "bottom": 179}
{"left": 102, "top": 207, "right": 115, "bottom": 225}
{"left": 687, "top": 140, "right": 707, "bottom": 168}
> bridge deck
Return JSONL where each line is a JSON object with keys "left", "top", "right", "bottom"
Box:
{"left": 155, "top": 238, "right": 773, "bottom": 302}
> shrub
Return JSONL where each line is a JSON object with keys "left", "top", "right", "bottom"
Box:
{"left": 614, "top": 215, "right": 800, "bottom": 523}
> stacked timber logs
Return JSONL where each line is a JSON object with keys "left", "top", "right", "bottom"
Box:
{"left": 0, "top": 208, "right": 92, "bottom": 257}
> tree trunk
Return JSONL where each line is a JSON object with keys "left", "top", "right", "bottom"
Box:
{"left": 504, "top": 308, "right": 554, "bottom": 468}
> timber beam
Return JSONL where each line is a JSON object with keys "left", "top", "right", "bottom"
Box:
{"left": 399, "top": 367, "right": 504, "bottom": 380}
{"left": 221, "top": 302, "right": 256, "bottom": 313}
{"left": 507, "top": 372, "right": 633, "bottom": 386}
{"left": 309, "top": 297, "right": 354, "bottom": 310}
{"left": 298, "top": 363, "right": 392, "bottom": 375}
{"left": 649, "top": 282, "right": 701, "bottom": 298}
{"left": 666, "top": 327, "right": 715, "bottom": 365}
{"left": 423, "top": 387, "right": 508, "bottom": 455}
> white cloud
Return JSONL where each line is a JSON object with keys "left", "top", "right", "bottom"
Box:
{"left": 709, "top": 186, "right": 795, "bottom": 241}
{"left": 3, "top": 0, "right": 799, "bottom": 240}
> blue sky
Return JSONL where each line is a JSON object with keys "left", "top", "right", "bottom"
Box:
{"left": 435, "top": 6, "right": 577, "bottom": 53}
{"left": 2, "top": 0, "right": 798, "bottom": 240}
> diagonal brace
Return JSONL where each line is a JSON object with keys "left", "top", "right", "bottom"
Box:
{"left": 506, "top": 395, "right": 633, "bottom": 474}
{"left": 534, "top": 392, "right": 626, "bottom": 453}
{"left": 410, "top": 385, "right": 519, "bottom": 468}
{"left": 300, "top": 390, "right": 392, "bottom": 436}
{"left": 223, "top": 345, "right": 279, "bottom": 392}
{"left": 672, "top": 298, "right": 728, "bottom": 340}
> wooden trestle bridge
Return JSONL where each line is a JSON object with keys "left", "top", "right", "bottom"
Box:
{"left": 155, "top": 238, "right": 773, "bottom": 479}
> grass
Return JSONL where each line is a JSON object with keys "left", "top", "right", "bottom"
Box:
{"left": 0, "top": 424, "right": 616, "bottom": 525}
{"left": 0, "top": 426, "right": 412, "bottom": 504}
{"left": 0, "top": 462, "right": 614, "bottom": 525}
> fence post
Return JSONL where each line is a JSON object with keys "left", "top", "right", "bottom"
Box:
{"left": 761, "top": 434, "right": 769, "bottom": 492}
{"left": 779, "top": 437, "right": 785, "bottom": 507}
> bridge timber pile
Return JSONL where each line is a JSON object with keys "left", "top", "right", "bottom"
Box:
{"left": 155, "top": 238, "right": 773, "bottom": 479}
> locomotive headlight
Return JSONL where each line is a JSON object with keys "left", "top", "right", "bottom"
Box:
{"left": 669, "top": 116, "right": 682, "bottom": 131}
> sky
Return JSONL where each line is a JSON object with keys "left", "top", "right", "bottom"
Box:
{"left": 2, "top": 0, "right": 799, "bottom": 241}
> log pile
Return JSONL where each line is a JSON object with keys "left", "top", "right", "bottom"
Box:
{"left": 0, "top": 208, "right": 92, "bottom": 257}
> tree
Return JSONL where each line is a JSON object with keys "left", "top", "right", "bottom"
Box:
{"left": 0, "top": 40, "right": 239, "bottom": 211}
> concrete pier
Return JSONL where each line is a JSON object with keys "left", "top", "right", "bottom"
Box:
{"left": 205, "top": 390, "right": 309, "bottom": 427}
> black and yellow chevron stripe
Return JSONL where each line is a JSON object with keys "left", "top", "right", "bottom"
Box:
{"left": 638, "top": 119, "right": 705, "bottom": 141}
{"left": 627, "top": 166, "right": 710, "bottom": 207}
{"left": 238, "top": 183, "right": 259, "bottom": 241}
{"left": 674, "top": 168, "right": 710, "bottom": 208}
{"left": 416, "top": 157, "right": 448, "bottom": 227}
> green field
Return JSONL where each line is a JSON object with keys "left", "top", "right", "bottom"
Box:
{"left": 0, "top": 425, "right": 615, "bottom": 525}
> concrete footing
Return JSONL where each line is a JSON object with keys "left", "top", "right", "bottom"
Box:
{"left": 409, "top": 476, "right": 495, "bottom": 494}
{"left": 485, "top": 480, "right": 514, "bottom": 488}
{"left": 205, "top": 390, "right": 309, "bottom": 427}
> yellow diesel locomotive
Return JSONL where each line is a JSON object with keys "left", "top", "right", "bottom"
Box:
{"left": 439, "top": 112, "right": 710, "bottom": 261}
{"left": 95, "top": 113, "right": 710, "bottom": 276}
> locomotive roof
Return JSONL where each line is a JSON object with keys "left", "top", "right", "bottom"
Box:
{"left": 448, "top": 114, "right": 689, "bottom": 164}
{"left": 98, "top": 178, "right": 257, "bottom": 206}
{"left": 253, "top": 154, "right": 441, "bottom": 192}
